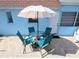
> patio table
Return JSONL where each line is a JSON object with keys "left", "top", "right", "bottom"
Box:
{"left": 24, "top": 35, "right": 44, "bottom": 48}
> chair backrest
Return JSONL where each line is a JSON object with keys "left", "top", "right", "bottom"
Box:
{"left": 17, "top": 31, "right": 24, "bottom": 43}
{"left": 28, "top": 27, "right": 35, "bottom": 34}
{"left": 44, "top": 27, "right": 52, "bottom": 36}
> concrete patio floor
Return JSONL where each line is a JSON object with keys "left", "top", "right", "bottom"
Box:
{"left": 0, "top": 36, "right": 79, "bottom": 58}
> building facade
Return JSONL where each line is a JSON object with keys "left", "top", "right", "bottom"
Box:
{"left": 0, "top": 0, "right": 60, "bottom": 36}
{"left": 58, "top": 0, "right": 79, "bottom": 36}
{"left": 0, "top": 0, "right": 79, "bottom": 36}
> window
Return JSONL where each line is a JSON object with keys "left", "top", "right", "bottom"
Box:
{"left": 28, "top": 18, "right": 38, "bottom": 23}
{"left": 61, "top": 12, "right": 76, "bottom": 26}
{"left": 6, "top": 12, "right": 13, "bottom": 23}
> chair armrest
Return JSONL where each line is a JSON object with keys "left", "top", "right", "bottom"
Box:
{"left": 42, "top": 43, "right": 49, "bottom": 48}
{"left": 44, "top": 34, "right": 51, "bottom": 39}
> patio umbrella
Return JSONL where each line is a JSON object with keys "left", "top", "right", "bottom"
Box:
{"left": 18, "top": 5, "right": 57, "bottom": 36}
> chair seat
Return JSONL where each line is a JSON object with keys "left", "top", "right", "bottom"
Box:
{"left": 26, "top": 37, "right": 36, "bottom": 44}
{"left": 36, "top": 34, "right": 53, "bottom": 48}
{"left": 36, "top": 38, "right": 45, "bottom": 48}
{"left": 25, "top": 40, "right": 31, "bottom": 45}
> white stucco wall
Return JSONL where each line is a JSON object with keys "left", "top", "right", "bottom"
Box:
{"left": 49, "top": 15, "right": 58, "bottom": 34}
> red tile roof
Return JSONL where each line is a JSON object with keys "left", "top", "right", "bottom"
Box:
{"left": 0, "top": 0, "right": 60, "bottom": 8}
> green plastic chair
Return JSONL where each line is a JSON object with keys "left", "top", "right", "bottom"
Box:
{"left": 17, "top": 31, "right": 32, "bottom": 54}
{"left": 42, "top": 27, "right": 52, "bottom": 37}
{"left": 28, "top": 27, "right": 36, "bottom": 37}
{"left": 36, "top": 34, "right": 54, "bottom": 57}
{"left": 28, "top": 27, "right": 35, "bottom": 34}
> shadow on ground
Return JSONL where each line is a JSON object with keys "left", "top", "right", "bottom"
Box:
{"left": 40, "top": 37, "right": 79, "bottom": 57}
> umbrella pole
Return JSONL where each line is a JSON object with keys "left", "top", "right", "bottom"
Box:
{"left": 37, "top": 20, "right": 39, "bottom": 36}
{"left": 37, "top": 12, "right": 39, "bottom": 36}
